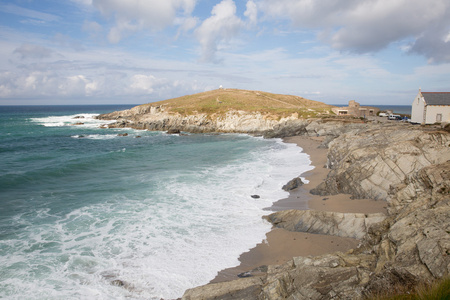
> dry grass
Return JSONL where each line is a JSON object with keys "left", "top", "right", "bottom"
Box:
{"left": 367, "top": 276, "right": 450, "bottom": 300}
{"left": 137, "top": 89, "right": 334, "bottom": 118}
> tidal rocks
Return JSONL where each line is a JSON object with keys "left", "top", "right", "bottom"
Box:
{"left": 182, "top": 122, "right": 450, "bottom": 300}
{"left": 264, "top": 210, "right": 386, "bottom": 239}
{"left": 183, "top": 277, "right": 264, "bottom": 300}
{"left": 282, "top": 177, "right": 304, "bottom": 191}
{"left": 183, "top": 252, "right": 378, "bottom": 300}
{"left": 167, "top": 128, "right": 181, "bottom": 134}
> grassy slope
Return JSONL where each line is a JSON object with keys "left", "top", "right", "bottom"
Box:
{"left": 137, "top": 89, "right": 334, "bottom": 118}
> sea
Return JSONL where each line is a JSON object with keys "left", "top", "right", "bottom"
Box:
{"left": 333, "top": 104, "right": 412, "bottom": 115}
{"left": 371, "top": 105, "right": 411, "bottom": 115}
{"left": 0, "top": 105, "right": 313, "bottom": 300}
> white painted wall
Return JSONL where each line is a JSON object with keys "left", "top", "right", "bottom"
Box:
{"left": 411, "top": 92, "right": 425, "bottom": 124}
{"left": 425, "top": 105, "right": 450, "bottom": 124}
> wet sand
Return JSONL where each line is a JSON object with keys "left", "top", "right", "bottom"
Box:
{"left": 212, "top": 135, "right": 387, "bottom": 283}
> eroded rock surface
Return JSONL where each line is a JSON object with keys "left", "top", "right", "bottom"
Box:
{"left": 264, "top": 210, "right": 386, "bottom": 240}
{"left": 97, "top": 105, "right": 304, "bottom": 135}
{"left": 182, "top": 122, "right": 450, "bottom": 300}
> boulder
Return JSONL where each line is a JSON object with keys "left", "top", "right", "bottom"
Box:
{"left": 282, "top": 177, "right": 304, "bottom": 191}
{"left": 182, "top": 277, "right": 263, "bottom": 300}
{"left": 167, "top": 129, "right": 181, "bottom": 134}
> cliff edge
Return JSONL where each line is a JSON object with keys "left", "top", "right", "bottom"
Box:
{"left": 97, "top": 90, "right": 449, "bottom": 299}
{"left": 96, "top": 89, "right": 334, "bottom": 134}
{"left": 183, "top": 121, "right": 450, "bottom": 299}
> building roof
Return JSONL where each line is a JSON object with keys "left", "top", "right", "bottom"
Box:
{"left": 422, "top": 92, "right": 450, "bottom": 106}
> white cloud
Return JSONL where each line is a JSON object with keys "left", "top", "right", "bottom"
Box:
{"left": 0, "top": 42, "right": 213, "bottom": 102}
{"left": 195, "top": 0, "right": 244, "bottom": 62}
{"left": 91, "top": 0, "right": 197, "bottom": 43}
{"left": 129, "top": 74, "right": 168, "bottom": 94}
{"left": 444, "top": 32, "right": 450, "bottom": 43}
{"left": 258, "top": 0, "right": 450, "bottom": 63}
{"left": 13, "top": 44, "right": 54, "bottom": 60}
{"left": 245, "top": 1, "right": 258, "bottom": 26}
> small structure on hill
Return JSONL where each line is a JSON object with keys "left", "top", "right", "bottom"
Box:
{"left": 411, "top": 89, "right": 450, "bottom": 124}
{"left": 332, "top": 100, "right": 379, "bottom": 118}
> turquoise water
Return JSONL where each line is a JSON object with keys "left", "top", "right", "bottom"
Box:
{"left": 0, "top": 106, "right": 312, "bottom": 299}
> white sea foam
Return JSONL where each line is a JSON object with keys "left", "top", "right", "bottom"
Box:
{"left": 30, "top": 113, "right": 115, "bottom": 128}
{"left": 71, "top": 134, "right": 118, "bottom": 140}
{"left": 0, "top": 134, "right": 312, "bottom": 300}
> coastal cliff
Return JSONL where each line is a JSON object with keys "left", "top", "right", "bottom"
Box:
{"left": 182, "top": 122, "right": 450, "bottom": 299}
{"left": 97, "top": 90, "right": 449, "bottom": 299}
{"left": 96, "top": 89, "right": 333, "bottom": 134}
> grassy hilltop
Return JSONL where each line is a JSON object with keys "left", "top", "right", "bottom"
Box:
{"left": 137, "top": 89, "right": 334, "bottom": 119}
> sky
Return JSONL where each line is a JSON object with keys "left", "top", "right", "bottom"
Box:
{"left": 0, "top": 0, "right": 450, "bottom": 106}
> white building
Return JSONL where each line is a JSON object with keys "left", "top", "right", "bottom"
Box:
{"left": 411, "top": 90, "right": 450, "bottom": 124}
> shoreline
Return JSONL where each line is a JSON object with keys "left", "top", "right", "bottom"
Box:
{"left": 211, "top": 135, "right": 387, "bottom": 283}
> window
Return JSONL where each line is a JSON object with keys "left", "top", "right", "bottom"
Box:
{"left": 436, "top": 114, "right": 442, "bottom": 122}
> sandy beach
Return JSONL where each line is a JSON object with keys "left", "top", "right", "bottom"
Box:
{"left": 212, "top": 135, "right": 387, "bottom": 283}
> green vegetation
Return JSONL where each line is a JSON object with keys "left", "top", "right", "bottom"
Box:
{"left": 368, "top": 277, "right": 450, "bottom": 300}
{"left": 137, "top": 88, "right": 334, "bottom": 119}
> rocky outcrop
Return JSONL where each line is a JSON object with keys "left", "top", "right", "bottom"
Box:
{"left": 183, "top": 252, "right": 377, "bottom": 300}
{"left": 263, "top": 118, "right": 368, "bottom": 140}
{"left": 96, "top": 105, "right": 304, "bottom": 134}
{"left": 182, "top": 123, "right": 450, "bottom": 300}
{"left": 99, "top": 104, "right": 449, "bottom": 299}
{"left": 264, "top": 210, "right": 386, "bottom": 240}
{"left": 310, "top": 126, "right": 450, "bottom": 212}
{"left": 281, "top": 177, "right": 304, "bottom": 191}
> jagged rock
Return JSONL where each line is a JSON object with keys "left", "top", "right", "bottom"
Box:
{"left": 183, "top": 252, "right": 377, "bottom": 300}
{"left": 364, "top": 267, "right": 419, "bottom": 298}
{"left": 417, "top": 238, "right": 448, "bottom": 278}
{"left": 265, "top": 210, "right": 386, "bottom": 239}
{"left": 167, "top": 129, "right": 181, "bottom": 134}
{"left": 96, "top": 104, "right": 450, "bottom": 299}
{"left": 182, "top": 277, "right": 263, "bottom": 300}
{"left": 311, "top": 128, "right": 450, "bottom": 204}
{"left": 237, "top": 272, "right": 252, "bottom": 278}
{"left": 282, "top": 177, "right": 304, "bottom": 191}
{"left": 181, "top": 122, "right": 450, "bottom": 300}
{"left": 73, "top": 115, "right": 85, "bottom": 119}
